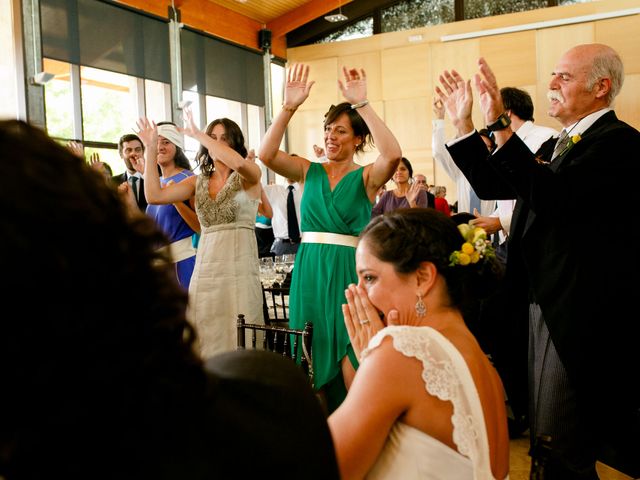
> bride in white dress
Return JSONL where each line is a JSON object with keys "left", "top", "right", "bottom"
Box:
{"left": 329, "top": 208, "right": 509, "bottom": 480}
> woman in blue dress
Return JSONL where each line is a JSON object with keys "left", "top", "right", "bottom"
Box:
{"left": 145, "top": 122, "right": 199, "bottom": 289}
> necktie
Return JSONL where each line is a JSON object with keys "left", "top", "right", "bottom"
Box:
{"left": 130, "top": 176, "right": 138, "bottom": 201}
{"left": 287, "top": 185, "right": 300, "bottom": 242}
{"left": 469, "top": 188, "right": 481, "bottom": 215}
{"left": 551, "top": 129, "right": 568, "bottom": 160}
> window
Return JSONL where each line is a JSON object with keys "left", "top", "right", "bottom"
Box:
{"left": 381, "top": 0, "right": 454, "bottom": 33}
{"left": 317, "top": 17, "right": 374, "bottom": 44}
{"left": 44, "top": 58, "right": 74, "bottom": 140}
{"left": 464, "top": 0, "right": 549, "bottom": 20}
{"left": 80, "top": 66, "right": 140, "bottom": 144}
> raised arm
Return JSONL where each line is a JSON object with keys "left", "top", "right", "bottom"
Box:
{"left": 474, "top": 58, "right": 513, "bottom": 147}
{"left": 431, "top": 97, "right": 461, "bottom": 181}
{"left": 258, "top": 63, "right": 314, "bottom": 183}
{"left": 339, "top": 67, "right": 402, "bottom": 198}
{"left": 137, "top": 118, "right": 195, "bottom": 205}
{"left": 435, "top": 69, "right": 475, "bottom": 138}
{"left": 182, "top": 109, "right": 261, "bottom": 187}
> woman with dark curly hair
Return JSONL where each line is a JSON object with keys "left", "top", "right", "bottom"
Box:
{"left": 329, "top": 208, "right": 509, "bottom": 480}
{"left": 139, "top": 111, "right": 263, "bottom": 359}
{"left": 0, "top": 120, "right": 338, "bottom": 480}
{"left": 259, "top": 64, "right": 402, "bottom": 412}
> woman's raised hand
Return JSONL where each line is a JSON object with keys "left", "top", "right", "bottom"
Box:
{"left": 284, "top": 63, "right": 315, "bottom": 110}
{"left": 342, "top": 284, "right": 385, "bottom": 360}
{"left": 338, "top": 66, "right": 367, "bottom": 105}
{"left": 181, "top": 107, "right": 202, "bottom": 138}
{"left": 135, "top": 117, "right": 157, "bottom": 148}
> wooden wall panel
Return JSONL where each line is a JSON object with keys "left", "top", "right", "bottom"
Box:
{"left": 614, "top": 74, "right": 640, "bottom": 131}
{"left": 297, "top": 58, "right": 339, "bottom": 111}
{"left": 479, "top": 31, "right": 537, "bottom": 87}
{"left": 596, "top": 15, "right": 640, "bottom": 75}
{"left": 534, "top": 23, "right": 594, "bottom": 129}
{"left": 338, "top": 51, "right": 383, "bottom": 102}
{"left": 381, "top": 44, "right": 430, "bottom": 100}
{"left": 384, "top": 97, "right": 430, "bottom": 151}
{"left": 287, "top": 108, "right": 325, "bottom": 160}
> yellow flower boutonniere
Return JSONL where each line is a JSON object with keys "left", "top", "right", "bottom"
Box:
{"left": 558, "top": 133, "right": 582, "bottom": 157}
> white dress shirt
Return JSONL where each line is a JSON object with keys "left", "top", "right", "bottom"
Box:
{"left": 264, "top": 182, "right": 302, "bottom": 240}
{"left": 432, "top": 119, "right": 495, "bottom": 216}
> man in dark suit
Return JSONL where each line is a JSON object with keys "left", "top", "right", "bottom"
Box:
{"left": 113, "top": 133, "right": 147, "bottom": 211}
{"left": 437, "top": 44, "right": 640, "bottom": 478}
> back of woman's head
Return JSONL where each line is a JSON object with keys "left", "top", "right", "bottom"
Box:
{"left": 360, "top": 208, "right": 503, "bottom": 311}
{"left": 324, "top": 102, "right": 372, "bottom": 154}
{"left": 0, "top": 120, "right": 205, "bottom": 476}
{"left": 197, "top": 118, "right": 247, "bottom": 176}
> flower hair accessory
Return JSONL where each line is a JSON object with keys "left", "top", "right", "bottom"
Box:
{"left": 449, "top": 223, "right": 496, "bottom": 267}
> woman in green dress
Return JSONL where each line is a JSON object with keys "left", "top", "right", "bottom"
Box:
{"left": 259, "top": 64, "right": 402, "bottom": 411}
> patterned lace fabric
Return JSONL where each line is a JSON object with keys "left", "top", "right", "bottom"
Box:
{"left": 362, "top": 326, "right": 494, "bottom": 479}
{"left": 195, "top": 172, "right": 242, "bottom": 227}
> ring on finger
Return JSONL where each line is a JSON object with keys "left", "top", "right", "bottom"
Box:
{"left": 359, "top": 319, "right": 370, "bottom": 325}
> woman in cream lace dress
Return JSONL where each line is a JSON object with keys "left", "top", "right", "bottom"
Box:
{"left": 329, "top": 208, "right": 509, "bottom": 480}
{"left": 138, "top": 113, "right": 263, "bottom": 359}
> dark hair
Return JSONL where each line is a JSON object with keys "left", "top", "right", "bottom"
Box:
{"left": 399, "top": 157, "right": 413, "bottom": 177}
{"left": 118, "top": 133, "right": 144, "bottom": 155}
{"left": 360, "top": 208, "right": 503, "bottom": 314}
{"left": 500, "top": 87, "right": 534, "bottom": 122}
{"left": 156, "top": 121, "right": 192, "bottom": 170}
{"left": 0, "top": 120, "right": 206, "bottom": 476}
{"left": 324, "top": 102, "right": 372, "bottom": 154}
{"left": 196, "top": 118, "right": 247, "bottom": 177}
{"left": 478, "top": 129, "right": 497, "bottom": 152}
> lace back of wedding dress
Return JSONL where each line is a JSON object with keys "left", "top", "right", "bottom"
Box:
{"left": 362, "top": 326, "right": 496, "bottom": 480}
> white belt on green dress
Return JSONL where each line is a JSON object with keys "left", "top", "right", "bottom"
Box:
{"left": 301, "top": 231, "right": 359, "bottom": 248}
{"left": 157, "top": 236, "right": 196, "bottom": 263}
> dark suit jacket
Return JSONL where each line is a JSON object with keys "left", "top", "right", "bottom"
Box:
{"left": 112, "top": 172, "right": 147, "bottom": 212}
{"left": 426, "top": 191, "right": 436, "bottom": 209}
{"left": 447, "top": 111, "right": 640, "bottom": 473}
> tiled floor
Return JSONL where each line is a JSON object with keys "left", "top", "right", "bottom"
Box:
{"left": 509, "top": 435, "right": 633, "bottom": 480}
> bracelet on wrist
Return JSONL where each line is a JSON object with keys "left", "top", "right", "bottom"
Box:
{"left": 351, "top": 100, "right": 369, "bottom": 110}
{"left": 281, "top": 104, "right": 298, "bottom": 113}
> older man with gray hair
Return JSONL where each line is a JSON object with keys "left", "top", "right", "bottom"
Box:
{"left": 438, "top": 44, "right": 640, "bottom": 478}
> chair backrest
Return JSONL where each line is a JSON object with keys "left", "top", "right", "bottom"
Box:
{"left": 236, "top": 314, "right": 313, "bottom": 387}
{"left": 261, "top": 286, "right": 290, "bottom": 325}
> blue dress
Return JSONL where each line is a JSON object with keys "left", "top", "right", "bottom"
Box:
{"left": 146, "top": 170, "right": 197, "bottom": 289}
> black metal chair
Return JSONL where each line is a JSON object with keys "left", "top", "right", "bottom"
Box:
{"left": 236, "top": 314, "right": 313, "bottom": 387}
{"left": 261, "top": 285, "right": 290, "bottom": 325}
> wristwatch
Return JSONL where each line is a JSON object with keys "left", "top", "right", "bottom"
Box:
{"left": 486, "top": 113, "right": 511, "bottom": 132}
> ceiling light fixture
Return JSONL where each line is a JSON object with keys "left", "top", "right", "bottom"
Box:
{"left": 324, "top": 2, "right": 348, "bottom": 23}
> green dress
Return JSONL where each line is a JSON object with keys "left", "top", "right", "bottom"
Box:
{"left": 289, "top": 162, "right": 372, "bottom": 412}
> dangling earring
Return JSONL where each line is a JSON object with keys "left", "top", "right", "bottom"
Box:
{"left": 415, "top": 293, "right": 426, "bottom": 317}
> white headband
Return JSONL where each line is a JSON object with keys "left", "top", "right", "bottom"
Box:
{"left": 157, "top": 124, "right": 184, "bottom": 150}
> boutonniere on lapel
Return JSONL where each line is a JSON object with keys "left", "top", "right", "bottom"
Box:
{"left": 557, "top": 133, "right": 582, "bottom": 157}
